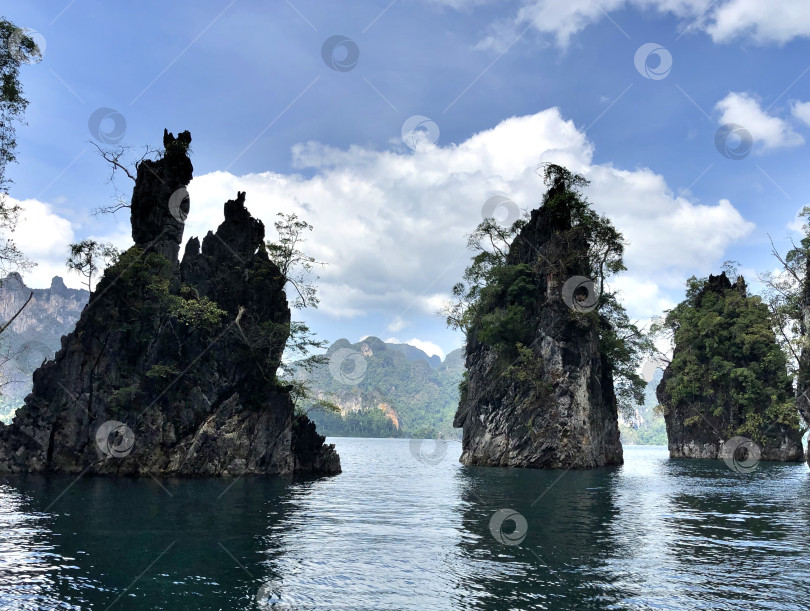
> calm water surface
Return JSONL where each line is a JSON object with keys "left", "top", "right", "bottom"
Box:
{"left": 1, "top": 440, "right": 809, "bottom": 610}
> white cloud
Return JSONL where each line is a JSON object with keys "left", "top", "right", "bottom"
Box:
{"left": 387, "top": 315, "right": 409, "bottom": 333}
{"left": 434, "top": 0, "right": 810, "bottom": 50}
{"left": 787, "top": 205, "right": 810, "bottom": 234}
{"left": 792, "top": 100, "right": 810, "bottom": 127}
{"left": 5, "top": 197, "right": 76, "bottom": 288}
{"left": 707, "top": 0, "right": 810, "bottom": 45}
{"left": 715, "top": 92, "right": 803, "bottom": 151}
{"left": 183, "top": 108, "right": 754, "bottom": 329}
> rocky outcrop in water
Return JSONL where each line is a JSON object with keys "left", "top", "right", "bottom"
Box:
{"left": 0, "top": 129, "right": 340, "bottom": 476}
{"left": 453, "top": 175, "right": 623, "bottom": 469}
{"left": 658, "top": 272, "right": 803, "bottom": 462}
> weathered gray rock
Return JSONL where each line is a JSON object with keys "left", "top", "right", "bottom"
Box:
{"left": 0, "top": 130, "right": 340, "bottom": 477}
{"left": 798, "top": 254, "right": 810, "bottom": 466}
{"left": 0, "top": 274, "right": 88, "bottom": 422}
{"left": 454, "top": 179, "right": 622, "bottom": 469}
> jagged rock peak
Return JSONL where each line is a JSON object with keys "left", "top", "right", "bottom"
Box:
{"left": 199, "top": 191, "right": 265, "bottom": 263}
{"left": 2, "top": 272, "right": 25, "bottom": 289}
{"left": 702, "top": 272, "right": 746, "bottom": 297}
{"left": 130, "top": 129, "right": 193, "bottom": 265}
{"left": 0, "top": 129, "right": 340, "bottom": 478}
{"left": 455, "top": 174, "right": 622, "bottom": 470}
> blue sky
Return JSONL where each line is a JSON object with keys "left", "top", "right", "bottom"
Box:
{"left": 4, "top": 0, "right": 810, "bottom": 360}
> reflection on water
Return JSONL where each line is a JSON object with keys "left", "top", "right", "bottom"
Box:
{"left": 1, "top": 441, "right": 809, "bottom": 609}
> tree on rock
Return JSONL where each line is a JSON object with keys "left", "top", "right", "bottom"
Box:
{"left": 656, "top": 271, "right": 804, "bottom": 461}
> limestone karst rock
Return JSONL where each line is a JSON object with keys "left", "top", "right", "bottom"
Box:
{"left": 657, "top": 272, "right": 803, "bottom": 462}
{"left": 0, "top": 129, "right": 340, "bottom": 476}
{"left": 0, "top": 274, "right": 88, "bottom": 422}
{"left": 798, "top": 256, "right": 810, "bottom": 466}
{"left": 453, "top": 176, "right": 623, "bottom": 469}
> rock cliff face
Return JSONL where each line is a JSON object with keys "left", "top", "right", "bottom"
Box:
{"left": 453, "top": 184, "right": 623, "bottom": 469}
{"left": 798, "top": 255, "right": 810, "bottom": 466}
{"left": 0, "top": 274, "right": 88, "bottom": 422}
{"left": 0, "top": 129, "right": 340, "bottom": 476}
{"left": 658, "top": 272, "right": 803, "bottom": 462}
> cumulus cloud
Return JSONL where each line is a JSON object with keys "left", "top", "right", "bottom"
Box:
{"left": 706, "top": 0, "right": 810, "bottom": 45}
{"left": 5, "top": 197, "right": 76, "bottom": 288}
{"left": 715, "top": 92, "right": 803, "bottom": 151}
{"left": 431, "top": 0, "right": 810, "bottom": 50}
{"left": 183, "top": 108, "right": 753, "bottom": 329}
{"left": 791, "top": 100, "right": 810, "bottom": 127}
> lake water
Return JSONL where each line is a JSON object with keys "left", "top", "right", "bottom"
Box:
{"left": 1, "top": 439, "right": 810, "bottom": 610}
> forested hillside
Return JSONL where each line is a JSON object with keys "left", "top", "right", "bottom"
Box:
{"left": 295, "top": 336, "right": 464, "bottom": 438}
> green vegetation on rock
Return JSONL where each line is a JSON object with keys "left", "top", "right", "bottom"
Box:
{"left": 656, "top": 272, "right": 803, "bottom": 448}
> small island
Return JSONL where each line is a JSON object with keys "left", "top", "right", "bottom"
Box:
{"left": 0, "top": 130, "right": 340, "bottom": 477}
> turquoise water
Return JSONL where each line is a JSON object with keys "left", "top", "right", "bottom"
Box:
{"left": 1, "top": 440, "right": 810, "bottom": 609}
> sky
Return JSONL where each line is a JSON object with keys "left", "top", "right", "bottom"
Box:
{"left": 4, "top": 0, "right": 810, "bottom": 361}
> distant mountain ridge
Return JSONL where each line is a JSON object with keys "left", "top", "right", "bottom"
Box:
{"left": 618, "top": 368, "right": 667, "bottom": 445}
{"left": 0, "top": 273, "right": 89, "bottom": 422}
{"left": 293, "top": 336, "right": 464, "bottom": 438}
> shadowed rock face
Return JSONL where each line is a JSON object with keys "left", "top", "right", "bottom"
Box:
{"left": 658, "top": 272, "right": 803, "bottom": 462}
{"left": 0, "top": 130, "right": 340, "bottom": 477}
{"left": 453, "top": 184, "right": 623, "bottom": 470}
